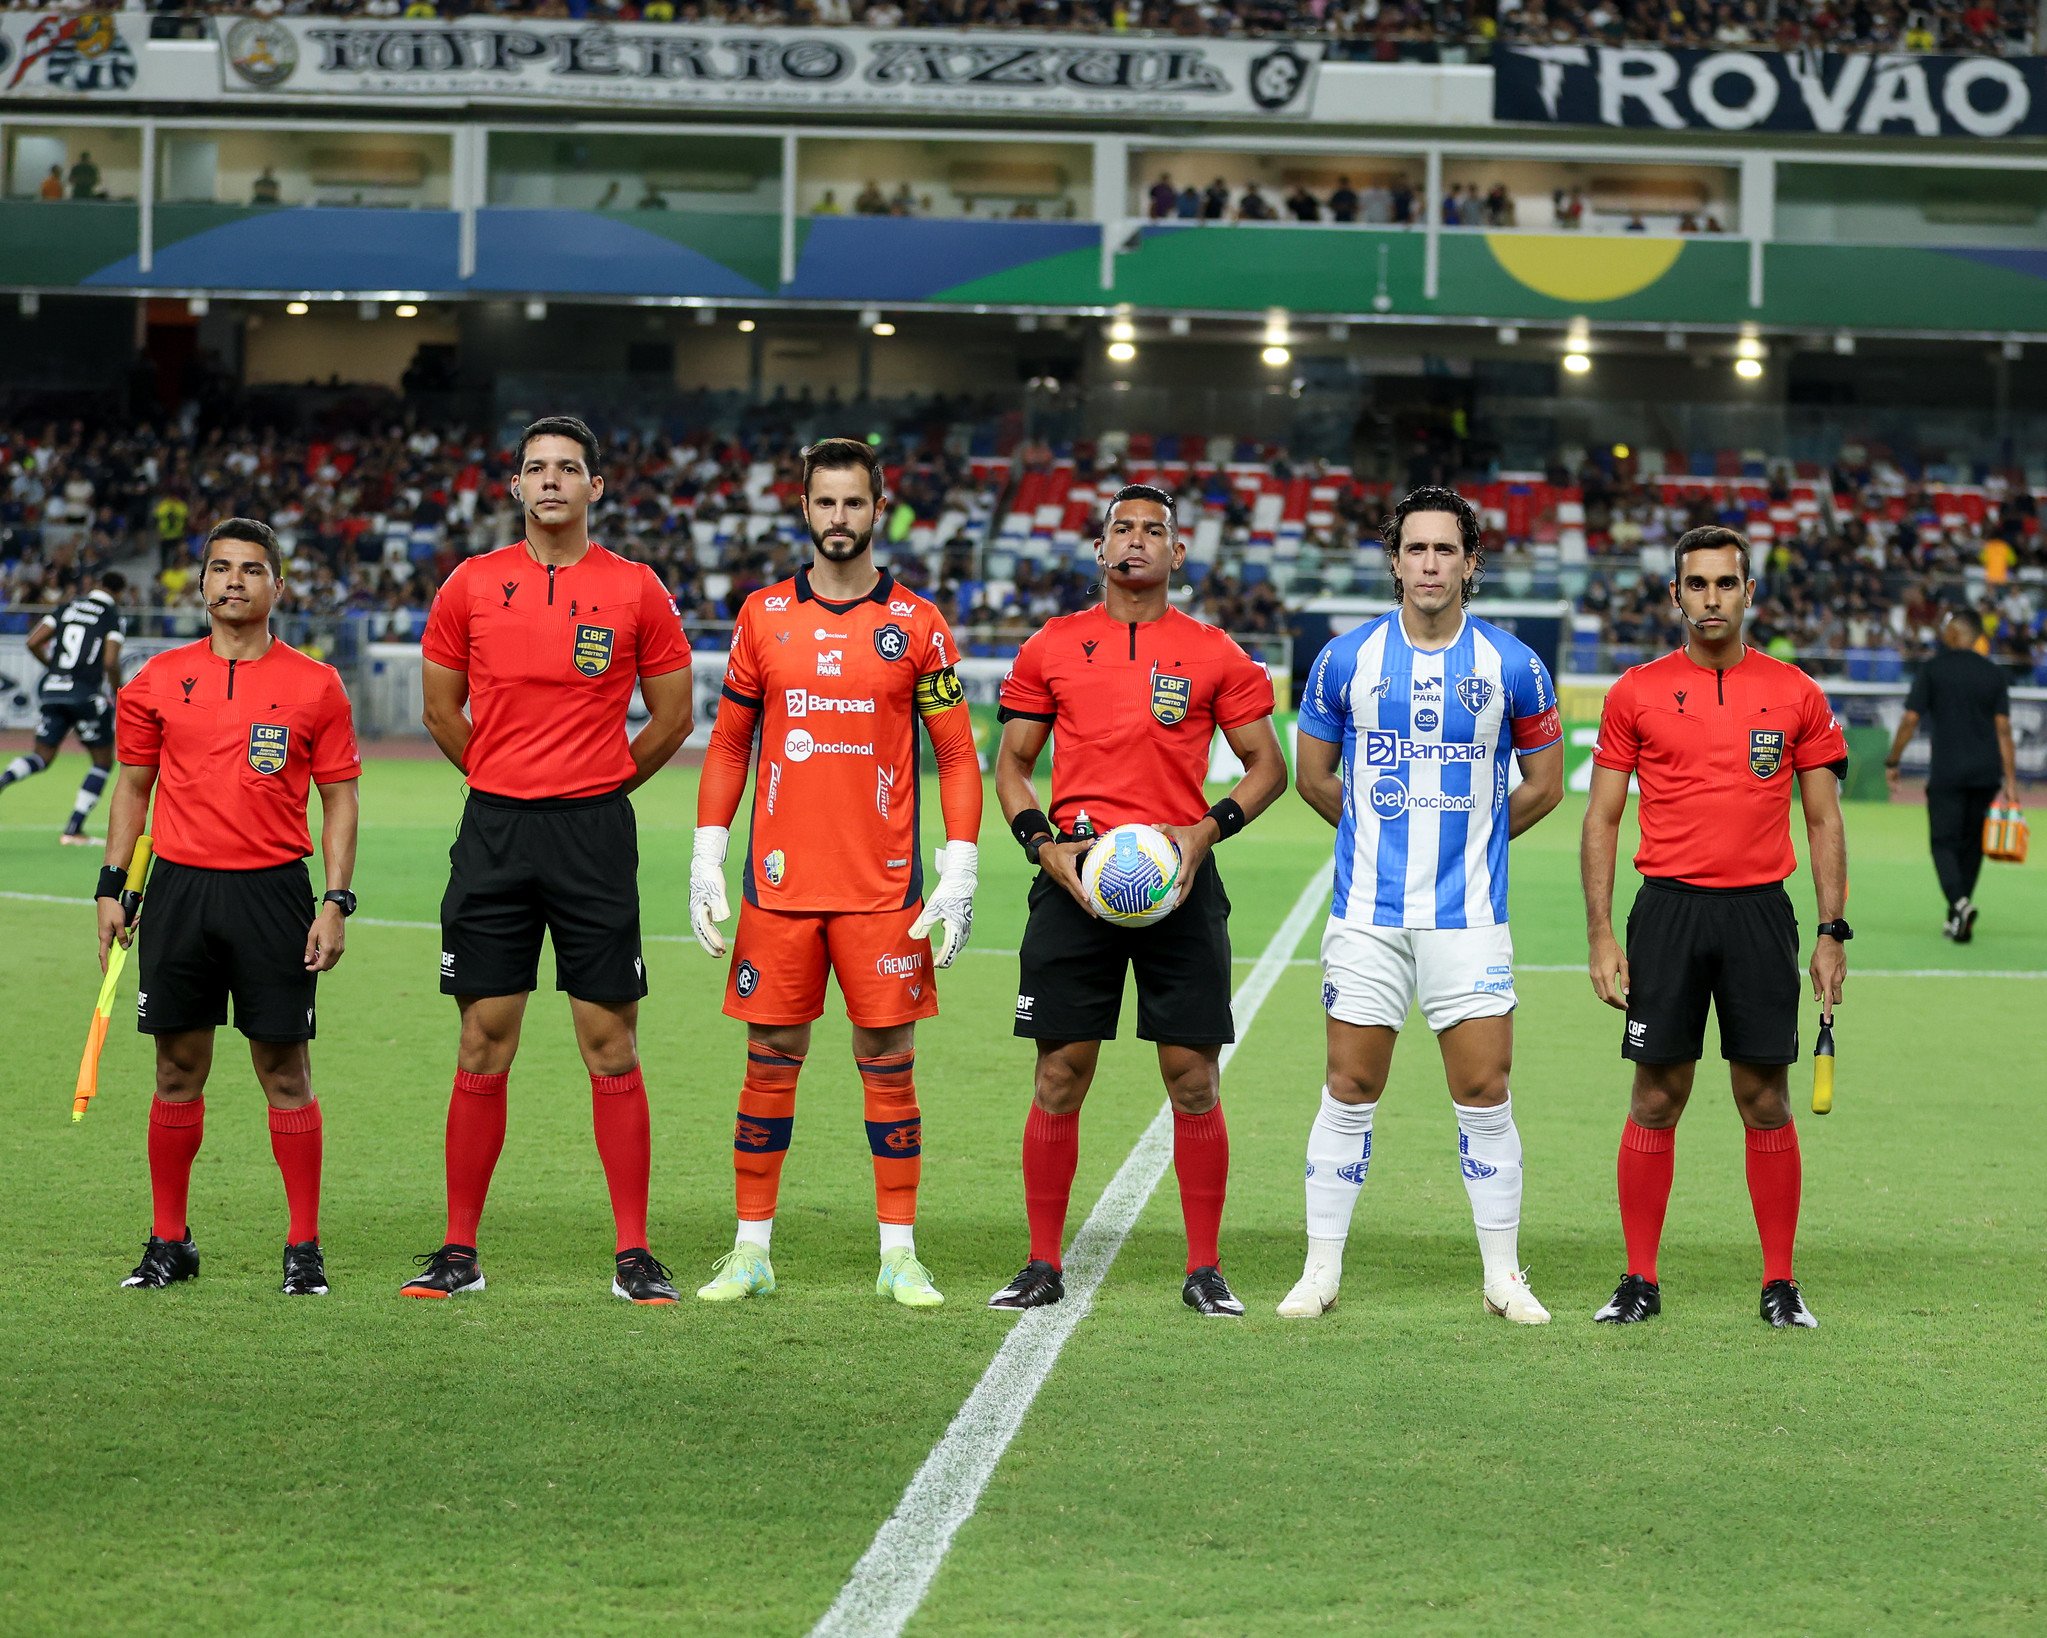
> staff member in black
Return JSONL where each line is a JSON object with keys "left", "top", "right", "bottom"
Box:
{"left": 1884, "top": 608, "right": 2021, "bottom": 942}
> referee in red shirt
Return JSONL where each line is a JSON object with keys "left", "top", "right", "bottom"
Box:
{"left": 99, "top": 519, "right": 361, "bottom": 1297}
{"left": 989, "top": 484, "right": 1286, "bottom": 1317}
{"left": 401, "top": 416, "right": 695, "bottom": 1305}
{"left": 1581, "top": 526, "right": 1849, "bottom": 1329}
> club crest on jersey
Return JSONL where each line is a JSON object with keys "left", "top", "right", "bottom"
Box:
{"left": 1749, "top": 729, "right": 1786, "bottom": 778}
{"left": 1456, "top": 676, "right": 1494, "bottom": 715}
{"left": 572, "top": 624, "right": 615, "bottom": 677}
{"left": 874, "top": 623, "right": 910, "bottom": 663}
{"left": 1151, "top": 672, "right": 1192, "bottom": 726}
{"left": 246, "top": 722, "right": 289, "bottom": 775}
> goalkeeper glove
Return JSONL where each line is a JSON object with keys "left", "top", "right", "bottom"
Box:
{"left": 908, "top": 840, "right": 978, "bottom": 969}
{"left": 689, "top": 825, "right": 732, "bottom": 958}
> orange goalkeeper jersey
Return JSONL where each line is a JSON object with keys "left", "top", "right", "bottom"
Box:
{"left": 707, "top": 568, "right": 976, "bottom": 914}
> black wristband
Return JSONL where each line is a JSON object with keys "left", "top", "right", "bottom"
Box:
{"left": 1205, "top": 798, "right": 1248, "bottom": 842}
{"left": 96, "top": 865, "right": 127, "bottom": 901}
{"left": 1011, "top": 808, "right": 1054, "bottom": 854}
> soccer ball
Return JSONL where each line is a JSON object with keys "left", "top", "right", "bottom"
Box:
{"left": 1082, "top": 824, "right": 1182, "bottom": 928}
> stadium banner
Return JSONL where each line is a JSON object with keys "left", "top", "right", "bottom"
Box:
{"left": 216, "top": 21, "right": 1324, "bottom": 118}
{"left": 1493, "top": 45, "right": 2047, "bottom": 139}
{"left": 0, "top": 12, "right": 149, "bottom": 99}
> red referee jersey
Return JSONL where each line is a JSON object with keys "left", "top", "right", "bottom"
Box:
{"left": 1594, "top": 646, "right": 1848, "bottom": 888}
{"left": 999, "top": 605, "right": 1274, "bottom": 832}
{"left": 421, "top": 542, "right": 692, "bottom": 800}
{"left": 116, "top": 638, "right": 361, "bottom": 869}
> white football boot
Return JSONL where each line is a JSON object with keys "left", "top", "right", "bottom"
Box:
{"left": 1483, "top": 1269, "right": 1552, "bottom": 1325}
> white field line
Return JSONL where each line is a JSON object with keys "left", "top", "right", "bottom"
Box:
{"left": 808, "top": 859, "right": 1337, "bottom": 1638}
{"left": 3, "top": 891, "right": 2040, "bottom": 981}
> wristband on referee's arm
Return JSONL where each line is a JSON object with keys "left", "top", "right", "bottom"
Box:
{"left": 96, "top": 865, "right": 128, "bottom": 902}
{"left": 1011, "top": 808, "right": 1054, "bottom": 858}
{"left": 1204, "top": 798, "right": 1248, "bottom": 842}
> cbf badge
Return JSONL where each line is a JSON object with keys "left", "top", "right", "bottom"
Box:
{"left": 572, "top": 624, "right": 615, "bottom": 677}
{"left": 247, "top": 722, "right": 289, "bottom": 775}
{"left": 1749, "top": 728, "right": 1786, "bottom": 779}
{"left": 1151, "top": 672, "right": 1192, "bottom": 726}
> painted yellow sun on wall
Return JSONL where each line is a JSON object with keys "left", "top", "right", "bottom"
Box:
{"left": 1484, "top": 234, "right": 1685, "bottom": 303}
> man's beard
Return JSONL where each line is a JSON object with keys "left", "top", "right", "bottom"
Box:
{"left": 812, "top": 522, "right": 873, "bottom": 562}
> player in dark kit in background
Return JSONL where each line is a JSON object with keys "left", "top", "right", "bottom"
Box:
{"left": 1582, "top": 526, "right": 1849, "bottom": 1330}
{"left": 99, "top": 521, "right": 360, "bottom": 1296}
{"left": 1883, "top": 607, "right": 2021, "bottom": 942}
{"left": 405, "top": 416, "right": 695, "bottom": 1305}
{"left": 990, "top": 484, "right": 1287, "bottom": 1317}
{"left": 0, "top": 570, "right": 129, "bottom": 843}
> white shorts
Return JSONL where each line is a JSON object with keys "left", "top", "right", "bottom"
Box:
{"left": 1319, "top": 918, "right": 1518, "bottom": 1034}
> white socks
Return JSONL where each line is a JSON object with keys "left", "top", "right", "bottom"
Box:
{"left": 736, "top": 1219, "right": 772, "bottom": 1253}
{"left": 1303, "top": 1088, "right": 1377, "bottom": 1278}
{"left": 1455, "top": 1097, "right": 1524, "bottom": 1286}
{"left": 878, "top": 1222, "right": 916, "bottom": 1256}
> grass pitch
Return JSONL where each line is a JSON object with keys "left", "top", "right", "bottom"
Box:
{"left": 0, "top": 755, "right": 2042, "bottom": 1635}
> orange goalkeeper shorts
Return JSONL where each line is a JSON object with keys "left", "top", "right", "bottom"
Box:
{"left": 724, "top": 901, "right": 939, "bottom": 1029}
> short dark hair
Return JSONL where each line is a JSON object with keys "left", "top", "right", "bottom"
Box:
{"left": 801, "top": 436, "right": 884, "bottom": 501}
{"left": 1383, "top": 485, "right": 1483, "bottom": 606}
{"left": 1672, "top": 525, "right": 1751, "bottom": 582}
{"left": 1101, "top": 483, "right": 1176, "bottom": 535}
{"left": 203, "top": 518, "right": 282, "bottom": 578}
{"left": 99, "top": 570, "right": 127, "bottom": 595}
{"left": 519, "top": 415, "right": 600, "bottom": 471}
{"left": 1948, "top": 605, "right": 1985, "bottom": 636}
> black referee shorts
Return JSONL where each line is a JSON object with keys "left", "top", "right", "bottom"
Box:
{"left": 440, "top": 787, "right": 647, "bottom": 1003}
{"left": 1622, "top": 876, "right": 1800, "bottom": 1067}
{"left": 1015, "top": 857, "right": 1234, "bottom": 1047}
{"left": 138, "top": 859, "right": 318, "bottom": 1043}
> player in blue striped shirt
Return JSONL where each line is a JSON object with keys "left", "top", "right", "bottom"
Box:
{"left": 1280, "top": 487, "right": 1565, "bottom": 1323}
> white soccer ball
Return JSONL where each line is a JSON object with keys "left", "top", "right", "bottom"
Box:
{"left": 1082, "top": 824, "right": 1183, "bottom": 928}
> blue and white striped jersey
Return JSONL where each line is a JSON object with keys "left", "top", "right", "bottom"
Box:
{"left": 1299, "top": 611, "right": 1561, "bottom": 929}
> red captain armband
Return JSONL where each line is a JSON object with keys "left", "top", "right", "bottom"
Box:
{"left": 1511, "top": 707, "right": 1562, "bottom": 751}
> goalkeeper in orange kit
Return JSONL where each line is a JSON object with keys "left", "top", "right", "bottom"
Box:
{"left": 688, "top": 439, "right": 983, "bottom": 1306}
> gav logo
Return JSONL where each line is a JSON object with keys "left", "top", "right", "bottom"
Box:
{"left": 765, "top": 595, "right": 792, "bottom": 610}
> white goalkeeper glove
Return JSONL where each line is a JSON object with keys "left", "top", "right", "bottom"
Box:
{"left": 689, "top": 825, "right": 732, "bottom": 958}
{"left": 908, "top": 840, "right": 978, "bottom": 969}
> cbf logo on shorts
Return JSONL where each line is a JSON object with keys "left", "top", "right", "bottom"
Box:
{"left": 247, "top": 723, "right": 289, "bottom": 775}
{"left": 572, "top": 624, "right": 615, "bottom": 677}
{"left": 1749, "top": 729, "right": 1786, "bottom": 779}
{"left": 1150, "top": 671, "right": 1192, "bottom": 725}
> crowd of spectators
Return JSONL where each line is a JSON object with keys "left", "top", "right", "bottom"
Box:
{"left": 3, "top": 411, "right": 2039, "bottom": 677}
{"left": 89, "top": 0, "right": 2035, "bottom": 58}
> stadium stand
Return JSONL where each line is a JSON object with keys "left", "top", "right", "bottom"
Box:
{"left": 4, "top": 413, "right": 2041, "bottom": 679}
{"left": 112, "top": 1, "right": 2039, "bottom": 55}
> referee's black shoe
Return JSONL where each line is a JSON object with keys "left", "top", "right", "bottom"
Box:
{"left": 987, "top": 1259, "right": 1064, "bottom": 1310}
{"left": 1593, "top": 1273, "right": 1661, "bottom": 1324}
{"left": 281, "top": 1241, "right": 328, "bottom": 1296}
{"left": 1761, "top": 1278, "right": 1819, "bottom": 1329}
{"left": 121, "top": 1231, "right": 199, "bottom": 1289}
{"left": 400, "top": 1243, "right": 485, "bottom": 1299}
{"left": 1182, "top": 1265, "right": 1246, "bottom": 1317}
{"left": 612, "top": 1248, "right": 680, "bottom": 1305}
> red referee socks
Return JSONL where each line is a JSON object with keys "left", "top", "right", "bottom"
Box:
{"left": 858, "top": 1051, "right": 921, "bottom": 1226}
{"left": 1172, "top": 1104, "right": 1230, "bottom": 1274}
{"left": 444, "top": 1068, "right": 508, "bottom": 1247}
{"left": 147, "top": 1095, "right": 204, "bottom": 1241}
{"left": 1022, "top": 1104, "right": 1078, "bottom": 1269}
{"left": 591, "top": 1068, "right": 652, "bottom": 1254}
{"left": 1744, "top": 1120, "right": 1802, "bottom": 1285}
{"left": 268, "top": 1100, "right": 323, "bottom": 1244}
{"left": 734, "top": 1045, "right": 803, "bottom": 1223}
{"left": 1616, "top": 1118, "right": 1676, "bottom": 1283}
